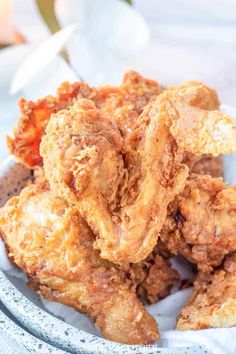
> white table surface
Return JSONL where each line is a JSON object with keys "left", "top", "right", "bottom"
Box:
{"left": 1, "top": 1, "right": 236, "bottom": 352}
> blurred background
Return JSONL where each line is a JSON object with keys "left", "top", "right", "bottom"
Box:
{"left": 1, "top": 0, "right": 236, "bottom": 162}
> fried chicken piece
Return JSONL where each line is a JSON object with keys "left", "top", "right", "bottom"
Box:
{"left": 176, "top": 82, "right": 223, "bottom": 178}
{"left": 131, "top": 243, "right": 179, "bottom": 304}
{"left": 161, "top": 174, "right": 236, "bottom": 272}
{"left": 31, "top": 165, "right": 178, "bottom": 305}
{"left": 176, "top": 253, "right": 236, "bottom": 330}
{"left": 41, "top": 82, "right": 236, "bottom": 265}
{"left": 0, "top": 184, "right": 158, "bottom": 345}
{"left": 7, "top": 71, "right": 161, "bottom": 168}
{"left": 7, "top": 70, "right": 221, "bottom": 177}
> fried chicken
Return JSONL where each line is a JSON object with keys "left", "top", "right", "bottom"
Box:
{"left": 7, "top": 71, "right": 161, "bottom": 168}
{"left": 32, "top": 166, "right": 179, "bottom": 305}
{"left": 174, "top": 81, "right": 223, "bottom": 178}
{"left": 41, "top": 82, "right": 236, "bottom": 265}
{"left": 131, "top": 243, "right": 179, "bottom": 304}
{"left": 161, "top": 174, "right": 236, "bottom": 272}
{"left": 7, "top": 70, "right": 222, "bottom": 176}
{"left": 177, "top": 253, "right": 236, "bottom": 330}
{"left": 0, "top": 184, "right": 158, "bottom": 345}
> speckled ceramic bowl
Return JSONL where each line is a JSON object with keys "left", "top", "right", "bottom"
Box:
{"left": 0, "top": 302, "right": 66, "bottom": 353}
{"left": 0, "top": 156, "right": 210, "bottom": 354}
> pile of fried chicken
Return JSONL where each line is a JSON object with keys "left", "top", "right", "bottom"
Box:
{"left": 1, "top": 71, "right": 236, "bottom": 345}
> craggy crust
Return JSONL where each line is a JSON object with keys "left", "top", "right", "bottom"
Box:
{"left": 7, "top": 71, "right": 161, "bottom": 168}
{"left": 7, "top": 70, "right": 222, "bottom": 177}
{"left": 31, "top": 166, "right": 179, "bottom": 305}
{"left": 178, "top": 82, "right": 223, "bottom": 178}
{"left": 131, "top": 243, "right": 179, "bottom": 304}
{"left": 177, "top": 253, "right": 236, "bottom": 330}
{"left": 161, "top": 174, "right": 236, "bottom": 272}
{"left": 0, "top": 184, "right": 158, "bottom": 345}
{"left": 41, "top": 82, "right": 236, "bottom": 265}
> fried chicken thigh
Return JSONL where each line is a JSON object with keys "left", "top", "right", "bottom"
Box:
{"left": 0, "top": 185, "right": 159, "bottom": 344}
{"left": 161, "top": 174, "right": 236, "bottom": 272}
{"left": 7, "top": 71, "right": 161, "bottom": 168}
{"left": 41, "top": 82, "right": 236, "bottom": 265}
{"left": 177, "top": 253, "right": 236, "bottom": 330}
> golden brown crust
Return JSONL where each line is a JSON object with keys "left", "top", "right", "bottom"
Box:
{"left": 131, "top": 245, "right": 179, "bottom": 304}
{"left": 41, "top": 82, "right": 236, "bottom": 265}
{"left": 8, "top": 71, "right": 161, "bottom": 168}
{"left": 0, "top": 184, "right": 159, "bottom": 344}
{"left": 161, "top": 174, "right": 236, "bottom": 271}
{"left": 177, "top": 254, "right": 236, "bottom": 330}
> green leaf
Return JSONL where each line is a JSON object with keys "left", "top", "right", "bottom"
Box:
{"left": 36, "top": 0, "right": 60, "bottom": 34}
{"left": 122, "top": 0, "right": 133, "bottom": 4}
{"left": 0, "top": 44, "right": 10, "bottom": 50}
{"left": 36, "top": 0, "right": 70, "bottom": 62}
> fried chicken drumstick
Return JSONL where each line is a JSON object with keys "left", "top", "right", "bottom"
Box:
{"left": 161, "top": 174, "right": 236, "bottom": 272}
{"left": 41, "top": 82, "right": 236, "bottom": 265}
{"left": 177, "top": 253, "right": 236, "bottom": 330}
{"left": 0, "top": 184, "right": 159, "bottom": 345}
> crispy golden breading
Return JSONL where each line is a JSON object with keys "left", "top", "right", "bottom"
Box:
{"left": 32, "top": 167, "right": 179, "bottom": 305}
{"left": 177, "top": 253, "right": 236, "bottom": 330}
{"left": 168, "top": 80, "right": 220, "bottom": 110}
{"left": 0, "top": 185, "right": 159, "bottom": 345}
{"left": 177, "top": 83, "right": 222, "bottom": 178}
{"left": 7, "top": 71, "right": 161, "bottom": 168}
{"left": 41, "top": 82, "right": 236, "bottom": 265}
{"left": 8, "top": 71, "right": 222, "bottom": 177}
{"left": 161, "top": 174, "right": 236, "bottom": 272}
{"left": 131, "top": 244, "right": 179, "bottom": 304}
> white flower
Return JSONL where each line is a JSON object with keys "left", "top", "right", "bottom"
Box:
{"left": 55, "top": 0, "right": 149, "bottom": 84}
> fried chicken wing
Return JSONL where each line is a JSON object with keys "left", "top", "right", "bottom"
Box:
{"left": 161, "top": 174, "right": 236, "bottom": 271}
{"left": 0, "top": 184, "right": 159, "bottom": 345}
{"left": 7, "top": 71, "right": 161, "bottom": 168}
{"left": 41, "top": 82, "right": 236, "bottom": 265}
{"left": 175, "top": 82, "right": 223, "bottom": 178}
{"left": 176, "top": 253, "right": 236, "bottom": 330}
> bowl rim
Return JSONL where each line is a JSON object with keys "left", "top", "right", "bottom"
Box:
{"left": 0, "top": 269, "right": 207, "bottom": 354}
{"left": 0, "top": 300, "right": 67, "bottom": 354}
